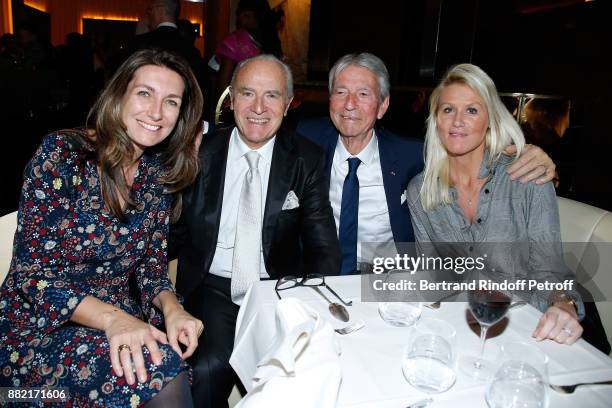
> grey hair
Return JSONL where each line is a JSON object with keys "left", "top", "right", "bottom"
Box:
{"left": 230, "top": 54, "right": 294, "bottom": 100}
{"left": 420, "top": 63, "right": 525, "bottom": 211}
{"left": 328, "top": 53, "right": 390, "bottom": 102}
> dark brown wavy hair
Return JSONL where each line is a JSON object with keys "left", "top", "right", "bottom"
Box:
{"left": 86, "top": 48, "right": 203, "bottom": 222}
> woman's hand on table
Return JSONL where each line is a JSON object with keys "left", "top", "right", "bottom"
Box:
{"left": 103, "top": 309, "right": 169, "bottom": 385}
{"left": 532, "top": 304, "right": 583, "bottom": 345}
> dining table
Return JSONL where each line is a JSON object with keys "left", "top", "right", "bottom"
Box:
{"left": 230, "top": 275, "right": 612, "bottom": 407}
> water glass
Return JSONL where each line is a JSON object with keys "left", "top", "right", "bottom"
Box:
{"left": 486, "top": 341, "right": 549, "bottom": 408}
{"left": 402, "top": 318, "right": 457, "bottom": 393}
{"left": 377, "top": 269, "right": 422, "bottom": 326}
{"left": 498, "top": 342, "right": 549, "bottom": 380}
{"left": 378, "top": 302, "right": 422, "bottom": 327}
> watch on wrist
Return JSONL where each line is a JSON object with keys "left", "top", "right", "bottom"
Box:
{"left": 549, "top": 290, "right": 578, "bottom": 313}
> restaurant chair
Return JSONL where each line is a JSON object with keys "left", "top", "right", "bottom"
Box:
{"left": 215, "top": 86, "right": 233, "bottom": 126}
{"left": 558, "top": 196, "right": 612, "bottom": 353}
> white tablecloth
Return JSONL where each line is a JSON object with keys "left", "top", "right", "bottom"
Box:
{"left": 230, "top": 275, "right": 612, "bottom": 407}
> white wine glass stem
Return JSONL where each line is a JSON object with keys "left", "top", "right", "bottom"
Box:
{"left": 475, "top": 324, "right": 489, "bottom": 369}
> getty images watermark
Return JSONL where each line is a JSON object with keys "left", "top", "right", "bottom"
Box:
{"left": 358, "top": 241, "right": 612, "bottom": 303}
{"left": 372, "top": 253, "right": 486, "bottom": 274}
{"left": 370, "top": 253, "right": 575, "bottom": 292}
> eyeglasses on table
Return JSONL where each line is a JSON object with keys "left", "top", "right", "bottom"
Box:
{"left": 275, "top": 273, "right": 352, "bottom": 306}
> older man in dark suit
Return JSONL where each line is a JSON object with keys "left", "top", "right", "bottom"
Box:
{"left": 169, "top": 55, "right": 340, "bottom": 408}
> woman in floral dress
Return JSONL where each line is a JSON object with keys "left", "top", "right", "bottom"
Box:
{"left": 0, "top": 49, "right": 204, "bottom": 407}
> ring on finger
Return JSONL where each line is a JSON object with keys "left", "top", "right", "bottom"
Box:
{"left": 118, "top": 344, "right": 131, "bottom": 353}
{"left": 562, "top": 327, "right": 572, "bottom": 336}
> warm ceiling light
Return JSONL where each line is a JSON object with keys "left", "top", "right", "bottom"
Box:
{"left": 189, "top": 21, "right": 203, "bottom": 35}
{"left": 24, "top": 1, "right": 46, "bottom": 12}
{"left": 79, "top": 15, "right": 140, "bottom": 34}
{"left": 82, "top": 15, "right": 139, "bottom": 21}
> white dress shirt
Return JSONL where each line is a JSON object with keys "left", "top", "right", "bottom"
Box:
{"left": 209, "top": 128, "right": 275, "bottom": 279}
{"left": 329, "top": 131, "right": 394, "bottom": 264}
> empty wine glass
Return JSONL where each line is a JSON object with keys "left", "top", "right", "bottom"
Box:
{"left": 461, "top": 289, "right": 511, "bottom": 380}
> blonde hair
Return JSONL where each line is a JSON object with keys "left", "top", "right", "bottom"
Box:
{"left": 421, "top": 63, "right": 525, "bottom": 211}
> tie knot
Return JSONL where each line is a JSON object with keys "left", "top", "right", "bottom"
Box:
{"left": 347, "top": 157, "right": 361, "bottom": 174}
{"left": 245, "top": 151, "right": 260, "bottom": 170}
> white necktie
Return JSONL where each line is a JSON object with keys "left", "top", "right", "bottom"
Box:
{"left": 231, "top": 151, "right": 262, "bottom": 304}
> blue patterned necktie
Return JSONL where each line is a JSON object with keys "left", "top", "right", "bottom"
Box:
{"left": 339, "top": 157, "right": 361, "bottom": 275}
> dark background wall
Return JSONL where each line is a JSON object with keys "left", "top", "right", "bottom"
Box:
{"left": 305, "top": 0, "right": 610, "bottom": 210}
{"left": 2, "top": 0, "right": 610, "bottom": 213}
{"left": 307, "top": 0, "right": 609, "bottom": 94}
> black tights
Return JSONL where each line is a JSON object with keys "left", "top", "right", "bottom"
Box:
{"left": 145, "top": 371, "right": 193, "bottom": 408}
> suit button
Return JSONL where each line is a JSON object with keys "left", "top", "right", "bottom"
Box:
{"left": 477, "top": 218, "right": 482, "bottom": 223}
{"left": 485, "top": 189, "right": 490, "bottom": 194}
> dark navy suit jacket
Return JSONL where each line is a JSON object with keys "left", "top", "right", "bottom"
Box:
{"left": 296, "top": 117, "right": 424, "bottom": 243}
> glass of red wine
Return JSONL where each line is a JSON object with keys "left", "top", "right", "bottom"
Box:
{"left": 461, "top": 289, "right": 512, "bottom": 380}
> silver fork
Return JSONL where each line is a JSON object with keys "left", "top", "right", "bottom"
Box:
{"left": 549, "top": 380, "right": 612, "bottom": 394}
{"left": 334, "top": 320, "right": 365, "bottom": 335}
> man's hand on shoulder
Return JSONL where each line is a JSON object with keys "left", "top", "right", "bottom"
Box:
{"left": 505, "top": 144, "right": 555, "bottom": 184}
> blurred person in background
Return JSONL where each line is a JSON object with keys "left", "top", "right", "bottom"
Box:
{"left": 521, "top": 97, "right": 573, "bottom": 193}
{"left": 208, "top": 0, "right": 282, "bottom": 119}
{"left": 112, "top": 0, "right": 204, "bottom": 92}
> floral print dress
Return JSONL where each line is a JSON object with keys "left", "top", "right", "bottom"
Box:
{"left": 0, "top": 130, "right": 188, "bottom": 407}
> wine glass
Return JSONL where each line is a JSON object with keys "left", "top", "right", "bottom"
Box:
{"left": 461, "top": 289, "right": 511, "bottom": 380}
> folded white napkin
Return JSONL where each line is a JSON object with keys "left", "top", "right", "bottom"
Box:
{"left": 235, "top": 298, "right": 342, "bottom": 408}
